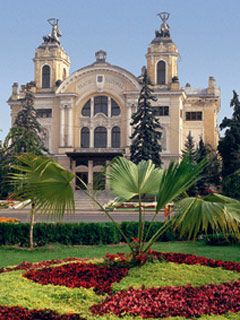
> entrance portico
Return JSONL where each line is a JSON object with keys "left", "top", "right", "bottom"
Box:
{"left": 67, "top": 149, "right": 123, "bottom": 190}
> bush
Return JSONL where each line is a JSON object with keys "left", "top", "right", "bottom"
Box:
{"left": 0, "top": 222, "right": 179, "bottom": 247}
{"left": 204, "top": 233, "right": 239, "bottom": 246}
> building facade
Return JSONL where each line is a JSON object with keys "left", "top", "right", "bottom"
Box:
{"left": 8, "top": 14, "right": 220, "bottom": 190}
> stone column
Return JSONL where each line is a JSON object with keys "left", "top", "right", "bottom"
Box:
{"left": 90, "top": 97, "right": 94, "bottom": 118}
{"left": 88, "top": 160, "right": 93, "bottom": 190}
{"left": 90, "top": 126, "right": 94, "bottom": 148}
{"left": 105, "top": 160, "right": 110, "bottom": 190}
{"left": 68, "top": 106, "right": 73, "bottom": 147}
{"left": 126, "top": 103, "right": 132, "bottom": 147}
{"left": 108, "top": 96, "right": 111, "bottom": 117}
{"left": 60, "top": 105, "right": 65, "bottom": 147}
{"left": 107, "top": 126, "right": 111, "bottom": 148}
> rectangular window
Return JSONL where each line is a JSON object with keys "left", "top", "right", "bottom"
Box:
{"left": 36, "top": 108, "right": 52, "bottom": 118}
{"left": 152, "top": 106, "right": 169, "bottom": 116}
{"left": 185, "top": 111, "right": 202, "bottom": 121}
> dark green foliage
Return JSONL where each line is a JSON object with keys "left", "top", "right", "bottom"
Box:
{"left": 130, "top": 67, "right": 162, "bottom": 167}
{"left": 218, "top": 91, "right": 240, "bottom": 178}
{"left": 195, "top": 137, "right": 222, "bottom": 194}
{"left": 4, "top": 92, "right": 46, "bottom": 157}
{"left": 0, "top": 91, "right": 47, "bottom": 199}
{"left": 204, "top": 233, "right": 239, "bottom": 246}
{"left": 182, "top": 131, "right": 197, "bottom": 163}
{"left": 222, "top": 173, "right": 240, "bottom": 200}
{"left": 0, "top": 222, "right": 181, "bottom": 247}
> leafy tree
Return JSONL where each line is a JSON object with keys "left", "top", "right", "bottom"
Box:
{"left": 218, "top": 91, "right": 240, "bottom": 198}
{"left": 130, "top": 67, "right": 162, "bottom": 167}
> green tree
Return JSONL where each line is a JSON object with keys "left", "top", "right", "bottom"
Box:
{"left": 195, "top": 137, "right": 222, "bottom": 194}
{"left": 130, "top": 67, "right": 162, "bottom": 167}
{"left": 218, "top": 90, "right": 240, "bottom": 198}
{"left": 4, "top": 91, "right": 46, "bottom": 157}
{"left": 1, "top": 90, "right": 47, "bottom": 199}
{"left": 182, "top": 131, "right": 197, "bottom": 163}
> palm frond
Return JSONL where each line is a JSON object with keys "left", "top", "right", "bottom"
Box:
{"left": 172, "top": 193, "right": 240, "bottom": 240}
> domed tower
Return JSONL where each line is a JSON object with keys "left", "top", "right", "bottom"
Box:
{"left": 33, "top": 19, "right": 70, "bottom": 93}
{"left": 146, "top": 12, "right": 179, "bottom": 90}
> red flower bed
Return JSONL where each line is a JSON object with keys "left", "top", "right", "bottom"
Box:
{"left": 24, "top": 263, "right": 129, "bottom": 294}
{"left": 0, "top": 306, "right": 85, "bottom": 320}
{"left": 91, "top": 281, "right": 240, "bottom": 318}
{"left": 91, "top": 251, "right": 240, "bottom": 318}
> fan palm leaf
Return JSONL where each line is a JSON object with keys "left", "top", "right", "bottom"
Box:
{"left": 10, "top": 153, "right": 75, "bottom": 217}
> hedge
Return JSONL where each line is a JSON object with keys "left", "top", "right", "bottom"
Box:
{"left": 0, "top": 222, "right": 182, "bottom": 247}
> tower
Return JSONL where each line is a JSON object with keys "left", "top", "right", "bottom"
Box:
{"left": 33, "top": 19, "right": 70, "bottom": 92}
{"left": 146, "top": 12, "right": 179, "bottom": 90}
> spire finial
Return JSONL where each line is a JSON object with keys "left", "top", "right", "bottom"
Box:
{"left": 43, "top": 18, "right": 62, "bottom": 45}
{"left": 154, "top": 12, "right": 171, "bottom": 41}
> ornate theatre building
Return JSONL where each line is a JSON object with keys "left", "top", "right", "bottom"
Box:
{"left": 8, "top": 14, "right": 220, "bottom": 190}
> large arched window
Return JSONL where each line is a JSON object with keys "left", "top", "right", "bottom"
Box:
{"left": 94, "top": 96, "right": 108, "bottom": 116}
{"left": 81, "top": 127, "right": 90, "bottom": 148}
{"left": 111, "top": 99, "right": 120, "bottom": 116}
{"left": 42, "top": 65, "right": 51, "bottom": 88}
{"left": 94, "top": 126, "right": 107, "bottom": 148}
{"left": 111, "top": 126, "right": 120, "bottom": 148}
{"left": 156, "top": 60, "right": 166, "bottom": 85}
{"left": 82, "top": 100, "right": 91, "bottom": 117}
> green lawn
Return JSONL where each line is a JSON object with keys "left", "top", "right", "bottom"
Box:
{"left": 1, "top": 241, "right": 240, "bottom": 268}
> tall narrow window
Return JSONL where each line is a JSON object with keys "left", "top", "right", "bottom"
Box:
{"left": 94, "top": 96, "right": 108, "bottom": 116}
{"left": 111, "top": 126, "right": 120, "bottom": 148}
{"left": 63, "top": 68, "right": 67, "bottom": 80}
{"left": 94, "top": 126, "right": 107, "bottom": 148}
{"left": 42, "top": 65, "right": 51, "bottom": 88}
{"left": 157, "top": 60, "right": 166, "bottom": 85}
{"left": 81, "top": 127, "right": 90, "bottom": 148}
{"left": 111, "top": 99, "right": 120, "bottom": 116}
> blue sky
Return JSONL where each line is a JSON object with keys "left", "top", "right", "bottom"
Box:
{"left": 0, "top": 0, "right": 239, "bottom": 141}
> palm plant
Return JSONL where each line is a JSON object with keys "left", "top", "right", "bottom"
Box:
{"left": 10, "top": 153, "right": 75, "bottom": 248}
{"left": 104, "top": 157, "right": 240, "bottom": 256}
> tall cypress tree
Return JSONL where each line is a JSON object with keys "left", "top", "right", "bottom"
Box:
{"left": 218, "top": 90, "right": 240, "bottom": 198}
{"left": 130, "top": 67, "right": 162, "bottom": 166}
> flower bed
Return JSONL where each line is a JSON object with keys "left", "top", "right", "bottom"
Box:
{"left": 0, "top": 306, "right": 85, "bottom": 320}
{"left": 24, "top": 262, "right": 129, "bottom": 294}
{"left": 2, "top": 252, "right": 240, "bottom": 319}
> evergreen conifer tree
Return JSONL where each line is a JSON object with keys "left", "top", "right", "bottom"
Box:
{"left": 218, "top": 90, "right": 240, "bottom": 198}
{"left": 1, "top": 89, "right": 46, "bottom": 198}
{"left": 182, "top": 131, "right": 197, "bottom": 163}
{"left": 130, "top": 67, "right": 162, "bottom": 166}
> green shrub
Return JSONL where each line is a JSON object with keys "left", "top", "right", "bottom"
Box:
{"left": 0, "top": 221, "right": 179, "bottom": 247}
{"left": 204, "top": 233, "right": 239, "bottom": 246}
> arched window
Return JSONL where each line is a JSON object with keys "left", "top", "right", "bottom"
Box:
{"left": 111, "top": 126, "right": 120, "bottom": 148}
{"left": 63, "top": 68, "right": 67, "bottom": 80}
{"left": 42, "top": 65, "right": 51, "bottom": 88}
{"left": 94, "top": 96, "right": 108, "bottom": 116}
{"left": 111, "top": 99, "right": 120, "bottom": 116}
{"left": 157, "top": 60, "right": 166, "bottom": 85}
{"left": 81, "top": 127, "right": 90, "bottom": 148}
{"left": 82, "top": 100, "right": 91, "bottom": 117}
{"left": 94, "top": 126, "right": 107, "bottom": 148}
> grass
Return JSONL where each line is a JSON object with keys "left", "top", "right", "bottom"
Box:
{"left": 112, "top": 261, "right": 240, "bottom": 291}
{"left": 1, "top": 241, "right": 240, "bottom": 268}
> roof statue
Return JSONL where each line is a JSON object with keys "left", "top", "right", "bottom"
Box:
{"left": 155, "top": 12, "right": 171, "bottom": 39}
{"left": 43, "top": 18, "right": 62, "bottom": 45}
